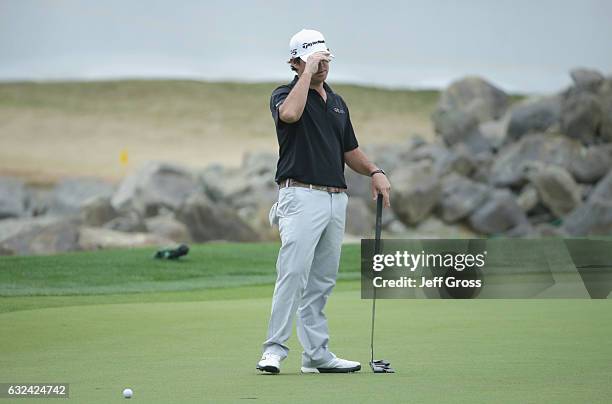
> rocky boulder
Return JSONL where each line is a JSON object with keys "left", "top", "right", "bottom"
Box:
{"left": 490, "top": 134, "right": 578, "bottom": 186}
{"left": 516, "top": 184, "right": 539, "bottom": 213}
{"left": 438, "top": 173, "right": 490, "bottom": 222}
{"left": 111, "top": 162, "right": 199, "bottom": 217}
{"left": 468, "top": 190, "right": 528, "bottom": 235}
{"left": 505, "top": 96, "right": 561, "bottom": 142}
{"left": 176, "top": 193, "right": 259, "bottom": 242}
{"left": 345, "top": 197, "right": 375, "bottom": 237}
{"left": 523, "top": 162, "right": 582, "bottom": 218}
{"left": 50, "top": 177, "right": 115, "bottom": 215}
{"left": 0, "top": 216, "right": 80, "bottom": 255}
{"left": 104, "top": 211, "right": 146, "bottom": 233}
{"left": 568, "top": 144, "right": 612, "bottom": 183}
{"left": 80, "top": 196, "right": 117, "bottom": 227}
{"left": 391, "top": 160, "right": 441, "bottom": 225}
{"left": 570, "top": 68, "right": 605, "bottom": 92}
{"left": 598, "top": 78, "right": 612, "bottom": 143}
{"left": 241, "top": 151, "right": 276, "bottom": 178}
{"left": 78, "top": 227, "right": 172, "bottom": 250}
{"left": 564, "top": 170, "right": 612, "bottom": 235}
{"left": 435, "top": 76, "right": 509, "bottom": 123}
{"left": 145, "top": 214, "right": 191, "bottom": 243}
{"left": 0, "top": 177, "right": 27, "bottom": 219}
{"left": 560, "top": 90, "right": 604, "bottom": 144}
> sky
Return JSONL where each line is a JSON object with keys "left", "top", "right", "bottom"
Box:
{"left": 1, "top": 0, "right": 611, "bottom": 94}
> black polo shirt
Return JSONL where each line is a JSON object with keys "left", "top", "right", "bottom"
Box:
{"left": 270, "top": 75, "right": 359, "bottom": 188}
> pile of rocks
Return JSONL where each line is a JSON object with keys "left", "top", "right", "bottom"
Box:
{"left": 377, "top": 67, "right": 612, "bottom": 237}
{"left": 0, "top": 162, "right": 262, "bottom": 255}
{"left": 2, "top": 68, "right": 610, "bottom": 255}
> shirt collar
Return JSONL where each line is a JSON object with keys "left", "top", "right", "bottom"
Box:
{"left": 288, "top": 75, "right": 335, "bottom": 94}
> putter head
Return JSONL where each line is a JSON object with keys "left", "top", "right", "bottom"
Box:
{"left": 370, "top": 359, "right": 395, "bottom": 373}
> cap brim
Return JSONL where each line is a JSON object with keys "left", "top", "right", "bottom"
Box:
{"left": 299, "top": 51, "right": 334, "bottom": 63}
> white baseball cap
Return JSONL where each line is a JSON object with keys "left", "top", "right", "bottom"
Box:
{"left": 289, "top": 29, "right": 334, "bottom": 63}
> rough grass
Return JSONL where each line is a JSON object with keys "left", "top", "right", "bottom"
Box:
{"left": 0, "top": 80, "right": 439, "bottom": 183}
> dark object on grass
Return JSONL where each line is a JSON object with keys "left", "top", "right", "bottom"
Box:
{"left": 154, "top": 244, "right": 189, "bottom": 260}
{"left": 370, "top": 194, "right": 395, "bottom": 374}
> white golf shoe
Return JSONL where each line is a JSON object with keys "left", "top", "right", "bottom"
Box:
{"left": 301, "top": 357, "right": 361, "bottom": 373}
{"left": 256, "top": 353, "right": 282, "bottom": 374}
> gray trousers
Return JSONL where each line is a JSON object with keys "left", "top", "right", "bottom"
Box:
{"left": 262, "top": 186, "right": 348, "bottom": 367}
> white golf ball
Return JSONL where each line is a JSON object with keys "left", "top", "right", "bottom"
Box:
{"left": 122, "top": 388, "right": 133, "bottom": 399}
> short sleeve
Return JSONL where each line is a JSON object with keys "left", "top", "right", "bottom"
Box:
{"left": 342, "top": 102, "right": 359, "bottom": 152}
{"left": 270, "top": 86, "right": 291, "bottom": 126}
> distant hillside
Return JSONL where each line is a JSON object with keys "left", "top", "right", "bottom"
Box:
{"left": 0, "top": 79, "right": 439, "bottom": 183}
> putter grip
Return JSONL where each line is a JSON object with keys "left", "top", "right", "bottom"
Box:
{"left": 375, "top": 193, "right": 383, "bottom": 254}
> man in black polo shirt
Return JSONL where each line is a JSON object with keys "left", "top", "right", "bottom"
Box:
{"left": 257, "top": 29, "right": 391, "bottom": 375}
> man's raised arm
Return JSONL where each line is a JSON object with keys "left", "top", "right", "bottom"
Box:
{"left": 278, "top": 52, "right": 331, "bottom": 123}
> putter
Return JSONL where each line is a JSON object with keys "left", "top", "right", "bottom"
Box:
{"left": 370, "top": 193, "right": 395, "bottom": 373}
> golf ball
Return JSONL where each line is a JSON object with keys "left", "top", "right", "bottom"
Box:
{"left": 122, "top": 388, "right": 133, "bottom": 399}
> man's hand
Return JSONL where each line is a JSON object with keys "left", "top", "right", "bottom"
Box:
{"left": 304, "top": 51, "right": 331, "bottom": 75}
{"left": 372, "top": 173, "right": 391, "bottom": 208}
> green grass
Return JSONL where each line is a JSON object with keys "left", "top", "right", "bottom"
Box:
{"left": 1, "top": 243, "right": 611, "bottom": 403}
{"left": 0, "top": 243, "right": 360, "bottom": 297}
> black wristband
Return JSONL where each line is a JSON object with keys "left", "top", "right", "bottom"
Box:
{"left": 370, "top": 169, "right": 386, "bottom": 177}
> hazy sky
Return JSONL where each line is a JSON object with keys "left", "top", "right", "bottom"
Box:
{"left": 1, "top": 0, "right": 611, "bottom": 93}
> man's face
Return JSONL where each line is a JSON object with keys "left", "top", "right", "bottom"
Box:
{"left": 294, "top": 58, "right": 330, "bottom": 83}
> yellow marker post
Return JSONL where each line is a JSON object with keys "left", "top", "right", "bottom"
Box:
{"left": 119, "top": 149, "right": 129, "bottom": 178}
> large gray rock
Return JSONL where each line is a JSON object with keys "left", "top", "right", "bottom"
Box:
{"left": 560, "top": 90, "right": 604, "bottom": 144}
{"left": 80, "top": 196, "right": 117, "bottom": 226}
{"left": 599, "top": 78, "right": 612, "bottom": 142}
{"left": 431, "top": 108, "right": 480, "bottom": 147}
{"left": 345, "top": 197, "right": 375, "bottom": 237}
{"left": 468, "top": 190, "right": 528, "bottom": 235}
{"left": 78, "top": 227, "right": 172, "bottom": 251}
{"left": 524, "top": 162, "right": 582, "bottom": 218}
{"left": 407, "top": 142, "right": 481, "bottom": 178}
{"left": 145, "top": 215, "right": 191, "bottom": 243}
{"left": 516, "top": 184, "right": 539, "bottom": 213}
{"left": 111, "top": 162, "right": 199, "bottom": 217}
{"left": 361, "top": 141, "right": 418, "bottom": 175}
{"left": 197, "top": 163, "right": 226, "bottom": 203}
{"left": 570, "top": 68, "right": 605, "bottom": 92}
{"left": 345, "top": 168, "right": 372, "bottom": 201}
{"left": 404, "top": 217, "right": 477, "bottom": 238}
{"left": 505, "top": 96, "right": 561, "bottom": 142}
{"left": 176, "top": 193, "right": 259, "bottom": 242}
{"left": 24, "top": 187, "right": 53, "bottom": 217}
{"left": 241, "top": 151, "right": 276, "bottom": 178}
{"left": 391, "top": 160, "right": 441, "bottom": 225}
{"left": 50, "top": 177, "right": 115, "bottom": 215}
{"left": 490, "top": 134, "right": 578, "bottom": 186}
{"left": 103, "top": 211, "right": 146, "bottom": 233}
{"left": 564, "top": 170, "right": 612, "bottom": 235}
{"left": 479, "top": 119, "right": 508, "bottom": 150}
{"left": 438, "top": 173, "right": 490, "bottom": 222}
{"left": 0, "top": 216, "right": 80, "bottom": 255}
{"left": 0, "top": 177, "right": 27, "bottom": 219}
{"left": 435, "top": 76, "right": 509, "bottom": 123}
{"left": 432, "top": 77, "right": 508, "bottom": 151}
{"left": 568, "top": 144, "right": 612, "bottom": 183}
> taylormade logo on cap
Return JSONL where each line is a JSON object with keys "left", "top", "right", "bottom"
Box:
{"left": 289, "top": 29, "right": 335, "bottom": 62}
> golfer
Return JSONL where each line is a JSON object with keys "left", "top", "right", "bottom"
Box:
{"left": 257, "top": 29, "right": 391, "bottom": 374}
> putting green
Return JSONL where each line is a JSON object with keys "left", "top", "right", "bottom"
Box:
{"left": 2, "top": 286, "right": 611, "bottom": 403}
